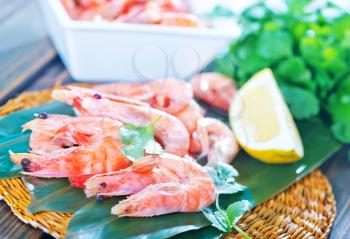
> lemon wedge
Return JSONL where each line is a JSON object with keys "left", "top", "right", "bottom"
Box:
{"left": 229, "top": 68, "right": 303, "bottom": 164}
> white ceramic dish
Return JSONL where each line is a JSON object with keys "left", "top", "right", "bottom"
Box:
{"left": 38, "top": 0, "right": 239, "bottom": 82}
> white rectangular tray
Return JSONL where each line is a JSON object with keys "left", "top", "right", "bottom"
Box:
{"left": 38, "top": 0, "right": 238, "bottom": 82}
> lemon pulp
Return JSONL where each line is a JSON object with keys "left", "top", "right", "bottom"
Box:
{"left": 230, "top": 68, "right": 304, "bottom": 164}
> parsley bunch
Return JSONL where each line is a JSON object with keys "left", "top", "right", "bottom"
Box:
{"left": 212, "top": 0, "right": 350, "bottom": 143}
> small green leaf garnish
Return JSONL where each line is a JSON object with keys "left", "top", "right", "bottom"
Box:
{"left": 119, "top": 121, "right": 163, "bottom": 161}
{"left": 206, "top": 162, "right": 245, "bottom": 194}
{"left": 203, "top": 163, "right": 251, "bottom": 237}
{"left": 226, "top": 200, "right": 252, "bottom": 225}
{"left": 202, "top": 197, "right": 252, "bottom": 239}
{"left": 202, "top": 207, "right": 228, "bottom": 232}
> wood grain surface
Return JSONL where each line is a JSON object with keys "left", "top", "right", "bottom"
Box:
{"left": 0, "top": 1, "right": 349, "bottom": 239}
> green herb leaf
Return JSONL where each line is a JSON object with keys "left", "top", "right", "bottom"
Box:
{"left": 331, "top": 122, "right": 350, "bottom": 143}
{"left": 119, "top": 122, "right": 163, "bottom": 161}
{"left": 206, "top": 162, "right": 245, "bottom": 194}
{"left": 203, "top": 199, "right": 252, "bottom": 238}
{"left": 256, "top": 30, "right": 293, "bottom": 63}
{"left": 314, "top": 70, "right": 333, "bottom": 99}
{"left": 280, "top": 84, "right": 320, "bottom": 119}
{"left": 202, "top": 207, "right": 228, "bottom": 232}
{"left": 327, "top": 76, "right": 350, "bottom": 124}
{"left": 226, "top": 200, "right": 252, "bottom": 224}
{"left": 276, "top": 56, "right": 315, "bottom": 92}
{"left": 288, "top": 0, "right": 309, "bottom": 15}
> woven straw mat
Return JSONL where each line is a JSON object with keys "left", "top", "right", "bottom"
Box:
{"left": 0, "top": 87, "right": 336, "bottom": 239}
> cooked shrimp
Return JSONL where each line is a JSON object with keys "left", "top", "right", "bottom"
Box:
{"left": 52, "top": 86, "right": 190, "bottom": 156}
{"left": 24, "top": 114, "right": 123, "bottom": 154}
{"left": 160, "top": 12, "right": 204, "bottom": 27}
{"left": 192, "top": 118, "right": 239, "bottom": 165}
{"left": 116, "top": 1, "right": 162, "bottom": 24}
{"left": 191, "top": 73, "right": 237, "bottom": 111}
{"left": 176, "top": 100, "right": 204, "bottom": 133}
{"left": 93, "top": 82, "right": 152, "bottom": 102}
{"left": 10, "top": 136, "right": 131, "bottom": 188}
{"left": 93, "top": 78, "right": 192, "bottom": 115}
{"left": 84, "top": 153, "right": 207, "bottom": 196}
{"left": 84, "top": 153, "right": 216, "bottom": 217}
{"left": 147, "top": 79, "right": 193, "bottom": 114}
{"left": 113, "top": 177, "right": 214, "bottom": 217}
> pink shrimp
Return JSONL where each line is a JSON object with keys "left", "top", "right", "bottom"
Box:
{"left": 160, "top": 12, "right": 204, "bottom": 27}
{"left": 23, "top": 114, "right": 123, "bottom": 154}
{"left": 52, "top": 86, "right": 190, "bottom": 156}
{"left": 176, "top": 100, "right": 204, "bottom": 133}
{"left": 93, "top": 78, "right": 193, "bottom": 115}
{"left": 93, "top": 82, "right": 152, "bottom": 102}
{"left": 191, "top": 73, "right": 237, "bottom": 111}
{"left": 10, "top": 136, "right": 131, "bottom": 188}
{"left": 84, "top": 153, "right": 216, "bottom": 217}
{"left": 191, "top": 118, "right": 239, "bottom": 165}
{"left": 113, "top": 177, "right": 214, "bottom": 217}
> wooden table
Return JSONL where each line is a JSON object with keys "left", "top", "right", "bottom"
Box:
{"left": 0, "top": 1, "right": 349, "bottom": 239}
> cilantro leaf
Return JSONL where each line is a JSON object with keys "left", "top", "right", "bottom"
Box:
{"left": 202, "top": 199, "right": 252, "bottom": 239}
{"left": 276, "top": 56, "right": 315, "bottom": 92}
{"left": 206, "top": 162, "right": 245, "bottom": 194}
{"left": 119, "top": 123, "right": 163, "bottom": 161}
{"left": 327, "top": 76, "right": 350, "bottom": 143}
{"left": 202, "top": 207, "right": 228, "bottom": 232}
{"left": 226, "top": 200, "right": 252, "bottom": 224}
{"left": 287, "top": 0, "right": 309, "bottom": 15}
{"left": 256, "top": 30, "right": 293, "bottom": 63}
{"left": 280, "top": 84, "right": 320, "bottom": 120}
{"left": 331, "top": 122, "right": 350, "bottom": 143}
{"left": 315, "top": 70, "right": 334, "bottom": 99}
{"left": 327, "top": 76, "right": 350, "bottom": 124}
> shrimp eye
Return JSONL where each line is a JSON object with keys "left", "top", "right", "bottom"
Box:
{"left": 96, "top": 195, "right": 105, "bottom": 202}
{"left": 37, "top": 112, "right": 48, "bottom": 119}
{"left": 93, "top": 93, "right": 102, "bottom": 99}
{"left": 21, "top": 158, "right": 30, "bottom": 167}
{"left": 21, "top": 158, "right": 31, "bottom": 172}
{"left": 99, "top": 182, "right": 107, "bottom": 188}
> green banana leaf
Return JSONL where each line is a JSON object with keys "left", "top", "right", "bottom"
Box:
{"left": 23, "top": 177, "right": 93, "bottom": 214}
{"left": 0, "top": 102, "right": 342, "bottom": 239}
{"left": 65, "top": 120, "right": 341, "bottom": 239}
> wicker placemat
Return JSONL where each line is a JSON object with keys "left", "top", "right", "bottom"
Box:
{"left": 0, "top": 88, "right": 336, "bottom": 239}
